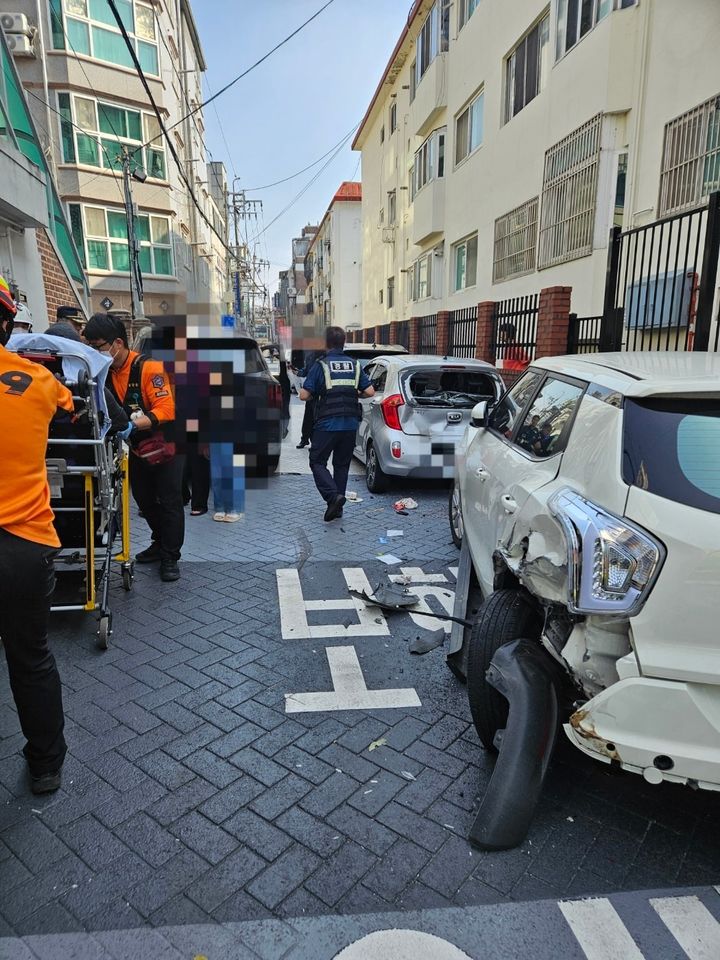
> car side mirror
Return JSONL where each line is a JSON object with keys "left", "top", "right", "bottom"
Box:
{"left": 470, "top": 400, "right": 489, "bottom": 428}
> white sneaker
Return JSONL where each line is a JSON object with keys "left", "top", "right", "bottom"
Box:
{"left": 212, "top": 512, "right": 226, "bottom": 522}
{"left": 223, "top": 512, "right": 244, "bottom": 522}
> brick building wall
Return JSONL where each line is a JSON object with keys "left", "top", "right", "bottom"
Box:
{"left": 35, "top": 228, "right": 86, "bottom": 323}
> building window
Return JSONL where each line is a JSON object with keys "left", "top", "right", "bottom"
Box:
{"left": 410, "top": 61, "right": 416, "bottom": 103}
{"left": 387, "top": 190, "right": 397, "bottom": 225}
{"left": 458, "top": 0, "right": 480, "bottom": 30}
{"left": 412, "top": 127, "right": 446, "bottom": 198}
{"left": 453, "top": 234, "right": 478, "bottom": 291}
{"left": 57, "top": 92, "right": 166, "bottom": 178}
{"left": 379, "top": 288, "right": 384, "bottom": 305}
{"left": 387, "top": 276, "right": 395, "bottom": 309}
{"left": 390, "top": 101, "right": 398, "bottom": 134}
{"left": 505, "top": 15, "right": 549, "bottom": 122}
{"left": 411, "top": 252, "right": 433, "bottom": 301}
{"left": 455, "top": 90, "right": 484, "bottom": 165}
{"left": 493, "top": 197, "right": 539, "bottom": 282}
{"left": 556, "top": 0, "right": 635, "bottom": 60}
{"left": 659, "top": 94, "right": 720, "bottom": 215}
{"left": 68, "top": 203, "right": 174, "bottom": 276}
{"left": 53, "top": 0, "right": 160, "bottom": 76}
{"left": 380, "top": 124, "right": 385, "bottom": 144}
{"left": 538, "top": 114, "right": 602, "bottom": 268}
{"left": 415, "top": 1, "right": 449, "bottom": 89}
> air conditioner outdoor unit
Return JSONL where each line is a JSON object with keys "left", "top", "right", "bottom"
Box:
{"left": 6, "top": 32, "right": 34, "bottom": 56}
{"left": 287, "top": 286, "right": 297, "bottom": 296}
{"left": 1, "top": 13, "right": 31, "bottom": 35}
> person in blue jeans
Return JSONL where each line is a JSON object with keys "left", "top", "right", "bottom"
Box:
{"left": 210, "top": 443, "right": 245, "bottom": 522}
{"left": 300, "top": 326, "right": 374, "bottom": 521}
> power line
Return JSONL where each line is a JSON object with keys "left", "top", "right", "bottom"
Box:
{"left": 138, "top": 0, "right": 338, "bottom": 150}
{"left": 242, "top": 124, "right": 359, "bottom": 191}
{"left": 106, "top": 0, "right": 235, "bottom": 262}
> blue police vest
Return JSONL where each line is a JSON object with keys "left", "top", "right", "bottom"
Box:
{"left": 315, "top": 357, "right": 362, "bottom": 423}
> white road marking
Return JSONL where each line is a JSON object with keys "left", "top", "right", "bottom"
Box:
{"left": 334, "top": 929, "right": 472, "bottom": 959}
{"left": 285, "top": 645, "right": 421, "bottom": 713}
{"left": 390, "top": 569, "right": 456, "bottom": 632}
{"left": 391, "top": 567, "right": 450, "bottom": 584}
{"left": 559, "top": 898, "right": 645, "bottom": 960}
{"left": 276, "top": 568, "right": 389, "bottom": 639}
{"left": 650, "top": 896, "right": 720, "bottom": 960}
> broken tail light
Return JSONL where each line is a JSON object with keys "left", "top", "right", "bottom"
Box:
{"left": 549, "top": 488, "right": 666, "bottom": 617}
{"left": 381, "top": 393, "right": 404, "bottom": 431}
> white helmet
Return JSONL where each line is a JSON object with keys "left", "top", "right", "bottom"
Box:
{"left": 13, "top": 302, "right": 33, "bottom": 332}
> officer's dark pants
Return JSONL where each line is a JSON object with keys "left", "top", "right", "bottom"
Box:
{"left": 309, "top": 429, "right": 355, "bottom": 503}
{"left": 183, "top": 448, "right": 210, "bottom": 511}
{"left": 300, "top": 399, "right": 315, "bottom": 444}
{"left": 129, "top": 453, "right": 185, "bottom": 561}
{"left": 0, "top": 529, "right": 66, "bottom": 776}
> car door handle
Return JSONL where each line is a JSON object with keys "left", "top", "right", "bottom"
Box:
{"left": 475, "top": 466, "right": 489, "bottom": 480}
{"left": 501, "top": 494, "right": 518, "bottom": 514}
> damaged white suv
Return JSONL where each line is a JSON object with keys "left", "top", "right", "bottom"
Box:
{"left": 449, "top": 352, "right": 720, "bottom": 850}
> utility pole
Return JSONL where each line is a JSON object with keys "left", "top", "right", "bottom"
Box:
{"left": 231, "top": 187, "right": 263, "bottom": 335}
{"left": 121, "top": 147, "right": 145, "bottom": 324}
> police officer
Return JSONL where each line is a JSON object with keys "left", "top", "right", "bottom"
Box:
{"left": 300, "top": 326, "right": 374, "bottom": 521}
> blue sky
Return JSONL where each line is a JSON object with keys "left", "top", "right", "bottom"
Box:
{"left": 194, "top": 0, "right": 409, "bottom": 295}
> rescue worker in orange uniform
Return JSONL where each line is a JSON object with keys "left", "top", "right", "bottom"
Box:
{"left": 84, "top": 314, "right": 184, "bottom": 582}
{"left": 0, "top": 277, "right": 72, "bottom": 794}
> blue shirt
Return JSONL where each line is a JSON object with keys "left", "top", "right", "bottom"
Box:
{"left": 303, "top": 349, "right": 371, "bottom": 432}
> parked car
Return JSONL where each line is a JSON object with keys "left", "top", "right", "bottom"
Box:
{"left": 342, "top": 342, "right": 408, "bottom": 369}
{"left": 132, "top": 326, "right": 283, "bottom": 475}
{"left": 449, "top": 351, "right": 720, "bottom": 850}
{"left": 353, "top": 355, "right": 504, "bottom": 491}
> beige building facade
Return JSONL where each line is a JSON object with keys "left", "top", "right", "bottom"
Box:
{"left": 353, "top": 0, "right": 720, "bottom": 330}
{"left": 13, "top": 0, "right": 228, "bottom": 326}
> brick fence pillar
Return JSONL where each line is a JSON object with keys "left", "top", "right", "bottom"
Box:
{"left": 409, "top": 317, "right": 420, "bottom": 354}
{"left": 536, "top": 286, "right": 573, "bottom": 359}
{"left": 475, "top": 301, "right": 496, "bottom": 363}
{"left": 375, "top": 324, "right": 384, "bottom": 344}
{"left": 436, "top": 310, "right": 450, "bottom": 357}
{"left": 389, "top": 320, "right": 399, "bottom": 345}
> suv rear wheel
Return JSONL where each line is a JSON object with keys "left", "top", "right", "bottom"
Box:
{"left": 467, "top": 589, "right": 542, "bottom": 752}
{"left": 449, "top": 481, "right": 463, "bottom": 549}
{"left": 366, "top": 442, "right": 390, "bottom": 493}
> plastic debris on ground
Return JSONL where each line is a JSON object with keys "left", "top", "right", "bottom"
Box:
{"left": 387, "top": 530, "right": 404, "bottom": 537}
{"left": 394, "top": 497, "right": 418, "bottom": 511}
{"left": 346, "top": 491, "right": 363, "bottom": 502}
{"left": 377, "top": 554, "right": 403, "bottom": 565}
{"left": 368, "top": 737, "right": 387, "bottom": 751}
{"left": 408, "top": 628, "right": 446, "bottom": 655}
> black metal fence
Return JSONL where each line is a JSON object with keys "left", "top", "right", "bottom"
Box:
{"left": 448, "top": 307, "right": 478, "bottom": 358}
{"left": 492, "top": 294, "right": 538, "bottom": 365}
{"left": 567, "top": 314, "right": 603, "bottom": 354}
{"left": 418, "top": 314, "right": 438, "bottom": 354}
{"left": 395, "top": 319, "right": 409, "bottom": 350}
{"left": 602, "top": 191, "right": 720, "bottom": 352}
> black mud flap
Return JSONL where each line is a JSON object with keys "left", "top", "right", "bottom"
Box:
{"left": 469, "top": 638, "right": 563, "bottom": 851}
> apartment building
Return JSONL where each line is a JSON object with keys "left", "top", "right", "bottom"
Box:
{"left": 12, "top": 0, "right": 228, "bottom": 325}
{"left": 277, "top": 225, "right": 319, "bottom": 347}
{"left": 305, "top": 181, "right": 362, "bottom": 331}
{"left": 353, "top": 0, "right": 720, "bottom": 329}
{"left": 0, "top": 25, "right": 88, "bottom": 326}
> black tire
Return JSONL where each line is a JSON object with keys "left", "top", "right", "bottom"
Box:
{"left": 97, "top": 614, "right": 112, "bottom": 651}
{"left": 467, "top": 589, "right": 542, "bottom": 752}
{"left": 365, "top": 442, "right": 390, "bottom": 493}
{"left": 449, "top": 481, "right": 463, "bottom": 549}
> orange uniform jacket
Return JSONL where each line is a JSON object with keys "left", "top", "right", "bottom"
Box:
{"left": 0, "top": 345, "right": 74, "bottom": 547}
{"left": 108, "top": 350, "right": 175, "bottom": 427}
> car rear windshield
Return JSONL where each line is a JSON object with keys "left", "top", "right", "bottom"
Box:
{"left": 405, "top": 369, "right": 497, "bottom": 407}
{"left": 622, "top": 397, "right": 720, "bottom": 514}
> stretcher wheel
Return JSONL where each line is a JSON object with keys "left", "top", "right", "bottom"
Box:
{"left": 122, "top": 562, "right": 134, "bottom": 592}
{"left": 97, "top": 615, "right": 112, "bottom": 650}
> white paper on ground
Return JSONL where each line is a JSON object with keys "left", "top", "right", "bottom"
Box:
{"left": 377, "top": 554, "right": 403, "bottom": 565}
{"left": 386, "top": 530, "right": 404, "bottom": 537}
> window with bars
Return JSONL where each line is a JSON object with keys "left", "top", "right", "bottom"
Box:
{"left": 453, "top": 234, "right": 478, "bottom": 291}
{"left": 659, "top": 94, "right": 720, "bottom": 215}
{"left": 455, "top": 91, "right": 484, "bottom": 164}
{"left": 412, "top": 128, "right": 446, "bottom": 198}
{"left": 458, "top": 0, "right": 480, "bottom": 31}
{"left": 68, "top": 203, "right": 174, "bottom": 276}
{"left": 556, "top": 0, "right": 636, "bottom": 60}
{"left": 505, "top": 15, "right": 549, "bottom": 122}
{"left": 538, "top": 114, "right": 602, "bottom": 268}
{"left": 54, "top": 0, "right": 159, "bottom": 76}
{"left": 58, "top": 92, "right": 166, "bottom": 178}
{"left": 494, "top": 197, "right": 539, "bottom": 282}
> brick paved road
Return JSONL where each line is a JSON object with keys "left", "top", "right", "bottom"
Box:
{"left": 1, "top": 406, "right": 718, "bottom": 957}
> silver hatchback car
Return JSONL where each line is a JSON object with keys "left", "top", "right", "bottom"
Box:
{"left": 354, "top": 355, "right": 504, "bottom": 491}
